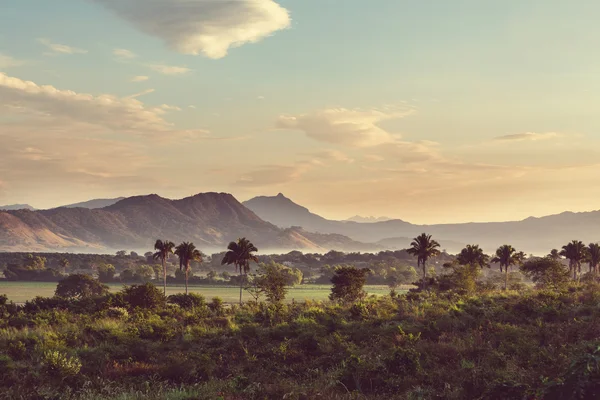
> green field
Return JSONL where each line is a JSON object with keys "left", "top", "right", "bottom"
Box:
{"left": 0, "top": 281, "right": 404, "bottom": 303}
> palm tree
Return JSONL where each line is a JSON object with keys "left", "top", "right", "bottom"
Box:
{"left": 457, "top": 244, "right": 489, "bottom": 268}
{"left": 153, "top": 239, "right": 175, "bottom": 296}
{"left": 586, "top": 243, "right": 600, "bottom": 275}
{"left": 491, "top": 245, "right": 522, "bottom": 290}
{"left": 560, "top": 240, "right": 587, "bottom": 280}
{"left": 174, "top": 242, "right": 203, "bottom": 295}
{"left": 221, "top": 237, "right": 259, "bottom": 304}
{"left": 407, "top": 233, "right": 441, "bottom": 283}
{"left": 548, "top": 249, "right": 561, "bottom": 261}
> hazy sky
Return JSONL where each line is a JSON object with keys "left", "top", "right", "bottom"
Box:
{"left": 1, "top": 0, "right": 600, "bottom": 224}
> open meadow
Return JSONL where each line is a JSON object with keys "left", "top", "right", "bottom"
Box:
{"left": 0, "top": 280, "right": 401, "bottom": 304}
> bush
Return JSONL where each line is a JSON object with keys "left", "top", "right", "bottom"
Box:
{"left": 209, "top": 297, "right": 224, "bottom": 315}
{"left": 121, "top": 283, "right": 166, "bottom": 309}
{"left": 55, "top": 274, "right": 109, "bottom": 299}
{"left": 168, "top": 293, "right": 206, "bottom": 309}
{"left": 42, "top": 349, "right": 82, "bottom": 378}
{"left": 105, "top": 307, "right": 129, "bottom": 319}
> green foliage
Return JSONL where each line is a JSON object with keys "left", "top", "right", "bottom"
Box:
{"left": 329, "top": 266, "right": 370, "bottom": 303}
{"left": 97, "top": 263, "right": 116, "bottom": 282}
{"left": 55, "top": 274, "right": 109, "bottom": 299}
{"left": 407, "top": 233, "right": 441, "bottom": 281}
{"left": 42, "top": 349, "right": 82, "bottom": 378}
{"left": 520, "top": 257, "right": 571, "bottom": 290}
{"left": 121, "top": 283, "right": 166, "bottom": 309}
{"left": 253, "top": 261, "right": 300, "bottom": 304}
{"left": 167, "top": 293, "right": 207, "bottom": 309}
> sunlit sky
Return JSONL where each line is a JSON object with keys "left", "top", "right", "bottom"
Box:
{"left": 1, "top": 0, "right": 600, "bottom": 224}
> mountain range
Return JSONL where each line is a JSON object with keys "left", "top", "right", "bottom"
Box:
{"left": 1, "top": 192, "right": 598, "bottom": 255}
{"left": 242, "top": 194, "right": 600, "bottom": 255}
{"left": 0, "top": 197, "right": 124, "bottom": 212}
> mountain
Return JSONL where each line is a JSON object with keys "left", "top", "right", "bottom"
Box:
{"left": 61, "top": 197, "right": 126, "bottom": 209}
{"left": 243, "top": 194, "right": 600, "bottom": 254}
{"left": 345, "top": 215, "right": 392, "bottom": 223}
{"left": 0, "top": 204, "right": 36, "bottom": 211}
{"left": 0, "top": 193, "right": 377, "bottom": 254}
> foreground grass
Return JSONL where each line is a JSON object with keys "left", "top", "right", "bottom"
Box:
{"left": 1, "top": 285, "right": 599, "bottom": 399}
{"left": 0, "top": 281, "right": 400, "bottom": 303}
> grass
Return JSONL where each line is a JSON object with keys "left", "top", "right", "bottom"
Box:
{"left": 0, "top": 280, "right": 404, "bottom": 303}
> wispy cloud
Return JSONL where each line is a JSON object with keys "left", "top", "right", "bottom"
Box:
{"left": 494, "top": 132, "right": 563, "bottom": 142}
{"left": 113, "top": 48, "right": 137, "bottom": 60}
{"left": 0, "top": 53, "right": 25, "bottom": 69}
{"left": 148, "top": 64, "right": 192, "bottom": 75}
{"left": 93, "top": 0, "right": 290, "bottom": 59}
{"left": 131, "top": 75, "right": 149, "bottom": 82}
{"left": 277, "top": 106, "right": 415, "bottom": 147}
{"left": 37, "top": 38, "right": 87, "bottom": 55}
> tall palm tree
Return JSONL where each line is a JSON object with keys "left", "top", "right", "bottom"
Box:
{"left": 153, "top": 239, "right": 175, "bottom": 296}
{"left": 586, "top": 243, "right": 600, "bottom": 275}
{"left": 407, "top": 233, "right": 441, "bottom": 283}
{"left": 491, "top": 245, "right": 521, "bottom": 290}
{"left": 560, "top": 240, "right": 587, "bottom": 280}
{"left": 221, "top": 237, "right": 259, "bottom": 304}
{"left": 174, "top": 242, "right": 203, "bottom": 295}
{"left": 457, "top": 244, "right": 489, "bottom": 268}
{"left": 548, "top": 249, "right": 561, "bottom": 261}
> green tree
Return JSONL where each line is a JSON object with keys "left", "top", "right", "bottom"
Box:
{"left": 329, "top": 266, "right": 371, "bottom": 303}
{"left": 255, "top": 262, "right": 295, "bottom": 304}
{"left": 121, "top": 283, "right": 166, "bottom": 309}
{"left": 135, "top": 265, "right": 154, "bottom": 282}
{"left": 58, "top": 258, "right": 70, "bottom": 273}
{"left": 153, "top": 239, "right": 175, "bottom": 296}
{"left": 24, "top": 254, "right": 47, "bottom": 270}
{"left": 520, "top": 257, "right": 570, "bottom": 290}
{"left": 55, "top": 274, "right": 109, "bottom": 299}
{"left": 456, "top": 245, "right": 489, "bottom": 268}
{"left": 221, "top": 237, "right": 259, "bottom": 304}
{"left": 548, "top": 249, "right": 561, "bottom": 261}
{"left": 407, "top": 233, "right": 441, "bottom": 283}
{"left": 586, "top": 243, "right": 600, "bottom": 275}
{"left": 560, "top": 240, "right": 587, "bottom": 280}
{"left": 97, "top": 263, "right": 115, "bottom": 282}
{"left": 175, "top": 242, "right": 203, "bottom": 295}
{"left": 206, "top": 270, "right": 218, "bottom": 282}
{"left": 491, "top": 245, "right": 522, "bottom": 290}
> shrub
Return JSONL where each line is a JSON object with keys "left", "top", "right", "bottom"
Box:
{"left": 209, "top": 297, "right": 224, "bottom": 315}
{"left": 168, "top": 293, "right": 207, "bottom": 309}
{"left": 42, "top": 349, "right": 82, "bottom": 378}
{"left": 121, "top": 283, "right": 166, "bottom": 309}
{"left": 55, "top": 274, "right": 109, "bottom": 299}
{"left": 0, "top": 294, "right": 7, "bottom": 306}
{"left": 105, "top": 307, "right": 129, "bottom": 319}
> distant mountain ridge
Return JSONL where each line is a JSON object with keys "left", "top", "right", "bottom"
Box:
{"left": 243, "top": 194, "right": 600, "bottom": 254}
{"left": 345, "top": 215, "right": 392, "bottom": 223}
{"left": 60, "top": 197, "right": 125, "bottom": 209}
{"left": 0, "top": 204, "right": 36, "bottom": 211}
{"left": 0, "top": 193, "right": 380, "bottom": 253}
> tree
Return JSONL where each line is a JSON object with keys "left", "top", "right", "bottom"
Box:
{"left": 116, "top": 250, "right": 127, "bottom": 257}
{"left": 97, "top": 263, "right": 115, "bottom": 282}
{"left": 55, "top": 274, "right": 109, "bottom": 299}
{"left": 560, "top": 240, "right": 587, "bottom": 280}
{"left": 407, "top": 233, "right": 440, "bottom": 283}
{"left": 221, "top": 271, "right": 231, "bottom": 281}
{"left": 586, "top": 243, "right": 600, "bottom": 275}
{"left": 58, "top": 258, "right": 70, "bottom": 273}
{"left": 24, "top": 254, "right": 46, "bottom": 270}
{"left": 548, "top": 249, "right": 561, "bottom": 261}
{"left": 121, "top": 283, "right": 166, "bottom": 309}
{"left": 520, "top": 257, "right": 570, "bottom": 290}
{"left": 221, "top": 237, "right": 259, "bottom": 304}
{"left": 135, "top": 265, "right": 154, "bottom": 282}
{"left": 491, "top": 245, "right": 522, "bottom": 290}
{"left": 206, "top": 270, "right": 218, "bottom": 282}
{"left": 329, "top": 266, "right": 371, "bottom": 303}
{"left": 255, "top": 262, "right": 294, "bottom": 304}
{"left": 153, "top": 239, "right": 175, "bottom": 296}
{"left": 456, "top": 245, "right": 489, "bottom": 268}
{"left": 175, "top": 242, "right": 203, "bottom": 295}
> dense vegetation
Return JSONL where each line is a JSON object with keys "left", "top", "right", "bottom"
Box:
{"left": 1, "top": 235, "right": 599, "bottom": 399}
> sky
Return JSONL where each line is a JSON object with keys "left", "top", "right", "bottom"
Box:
{"left": 1, "top": 0, "right": 600, "bottom": 224}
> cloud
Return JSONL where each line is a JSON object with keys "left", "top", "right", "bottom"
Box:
{"left": 131, "top": 75, "right": 149, "bottom": 82}
{"left": 38, "top": 38, "right": 87, "bottom": 55}
{"left": 0, "top": 72, "right": 195, "bottom": 135}
{"left": 236, "top": 163, "right": 312, "bottom": 186}
{"left": 159, "top": 104, "right": 181, "bottom": 111}
{"left": 126, "top": 88, "right": 155, "bottom": 99}
{"left": 0, "top": 53, "right": 25, "bottom": 69}
{"left": 113, "top": 48, "right": 137, "bottom": 60}
{"left": 311, "top": 149, "right": 355, "bottom": 164}
{"left": 257, "top": 96, "right": 265, "bottom": 100}
{"left": 93, "top": 0, "right": 291, "bottom": 59}
{"left": 148, "top": 64, "right": 192, "bottom": 75}
{"left": 494, "top": 132, "right": 562, "bottom": 142}
{"left": 276, "top": 107, "right": 415, "bottom": 147}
